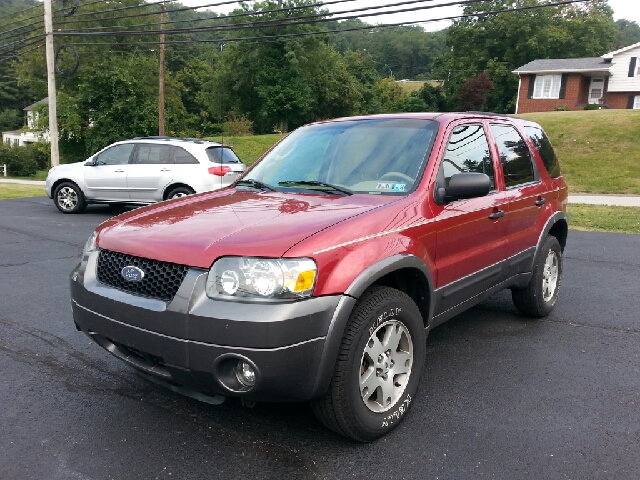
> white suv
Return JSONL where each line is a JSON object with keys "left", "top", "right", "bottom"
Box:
{"left": 45, "top": 137, "right": 246, "bottom": 213}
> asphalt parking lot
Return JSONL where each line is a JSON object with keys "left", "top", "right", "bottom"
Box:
{"left": 1, "top": 195, "right": 639, "bottom": 480}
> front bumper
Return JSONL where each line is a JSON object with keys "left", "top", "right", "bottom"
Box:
{"left": 71, "top": 251, "right": 354, "bottom": 402}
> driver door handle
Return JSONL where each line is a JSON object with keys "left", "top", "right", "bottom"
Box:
{"left": 160, "top": 168, "right": 172, "bottom": 172}
{"left": 489, "top": 210, "right": 505, "bottom": 220}
{"left": 114, "top": 169, "right": 125, "bottom": 173}
{"left": 535, "top": 197, "right": 547, "bottom": 206}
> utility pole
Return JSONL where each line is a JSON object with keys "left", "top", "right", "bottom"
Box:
{"left": 158, "top": 1, "right": 166, "bottom": 136}
{"left": 43, "top": 0, "right": 59, "bottom": 167}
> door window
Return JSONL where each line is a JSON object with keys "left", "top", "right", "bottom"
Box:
{"left": 439, "top": 124, "right": 495, "bottom": 189}
{"left": 134, "top": 144, "right": 174, "bottom": 164}
{"left": 95, "top": 144, "right": 134, "bottom": 165}
{"left": 490, "top": 124, "right": 536, "bottom": 188}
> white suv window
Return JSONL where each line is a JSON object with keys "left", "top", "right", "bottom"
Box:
{"left": 95, "top": 144, "right": 134, "bottom": 165}
{"left": 135, "top": 144, "right": 173, "bottom": 164}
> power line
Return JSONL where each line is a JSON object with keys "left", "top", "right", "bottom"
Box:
{"left": 0, "top": 0, "right": 590, "bottom": 62}
{"left": 54, "top": 0, "right": 256, "bottom": 26}
{"left": 64, "top": 0, "right": 166, "bottom": 18}
{"left": 54, "top": 0, "right": 489, "bottom": 37}
{"left": 54, "top": 0, "right": 591, "bottom": 47}
{"left": 54, "top": 0, "right": 360, "bottom": 32}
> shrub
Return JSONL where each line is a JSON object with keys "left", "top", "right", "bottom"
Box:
{"left": 27, "top": 142, "right": 51, "bottom": 170}
{"left": 457, "top": 72, "right": 495, "bottom": 111}
{"left": 554, "top": 105, "right": 570, "bottom": 111}
{"left": 223, "top": 116, "right": 253, "bottom": 136}
{"left": 0, "top": 143, "right": 39, "bottom": 177}
{"left": 584, "top": 104, "right": 600, "bottom": 110}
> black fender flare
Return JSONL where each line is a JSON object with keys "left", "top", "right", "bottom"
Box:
{"left": 309, "top": 254, "right": 435, "bottom": 399}
{"left": 531, "top": 211, "right": 569, "bottom": 271}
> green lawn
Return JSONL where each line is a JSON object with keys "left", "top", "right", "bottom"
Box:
{"left": 206, "top": 134, "right": 284, "bottom": 166}
{"left": 519, "top": 110, "right": 640, "bottom": 195}
{"left": 568, "top": 204, "right": 640, "bottom": 235}
{"left": 0, "top": 183, "right": 45, "bottom": 199}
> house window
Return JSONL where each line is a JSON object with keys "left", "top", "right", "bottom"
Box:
{"left": 533, "top": 75, "right": 562, "bottom": 99}
{"left": 635, "top": 96, "right": 640, "bottom": 110}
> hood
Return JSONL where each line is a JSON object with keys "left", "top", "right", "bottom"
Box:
{"left": 50, "top": 161, "right": 86, "bottom": 175}
{"left": 97, "top": 189, "right": 397, "bottom": 268}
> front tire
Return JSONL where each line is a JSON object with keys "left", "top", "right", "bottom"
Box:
{"left": 311, "top": 286, "right": 426, "bottom": 442}
{"left": 512, "top": 235, "right": 563, "bottom": 317}
{"left": 54, "top": 182, "right": 86, "bottom": 214}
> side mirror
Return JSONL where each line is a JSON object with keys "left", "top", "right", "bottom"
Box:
{"left": 438, "top": 173, "right": 491, "bottom": 203}
{"left": 85, "top": 158, "right": 96, "bottom": 166}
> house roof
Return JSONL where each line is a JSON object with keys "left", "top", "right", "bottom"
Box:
{"left": 24, "top": 97, "right": 48, "bottom": 111}
{"left": 513, "top": 57, "right": 611, "bottom": 74}
{"left": 603, "top": 41, "right": 640, "bottom": 59}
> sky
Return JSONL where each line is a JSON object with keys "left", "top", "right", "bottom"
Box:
{"left": 181, "top": 0, "right": 640, "bottom": 32}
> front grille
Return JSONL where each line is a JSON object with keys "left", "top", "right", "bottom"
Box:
{"left": 97, "top": 249, "right": 189, "bottom": 302}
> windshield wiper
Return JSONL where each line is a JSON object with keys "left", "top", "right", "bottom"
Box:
{"left": 235, "top": 179, "right": 277, "bottom": 192}
{"left": 278, "top": 180, "right": 353, "bottom": 196}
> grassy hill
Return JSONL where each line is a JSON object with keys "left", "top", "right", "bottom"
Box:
{"left": 519, "top": 110, "right": 640, "bottom": 195}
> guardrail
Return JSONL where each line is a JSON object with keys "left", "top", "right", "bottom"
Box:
{"left": 1, "top": 164, "right": 6, "bottom": 177}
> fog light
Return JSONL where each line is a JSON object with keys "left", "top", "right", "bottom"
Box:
{"left": 235, "top": 360, "right": 256, "bottom": 387}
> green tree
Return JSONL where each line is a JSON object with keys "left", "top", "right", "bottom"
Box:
{"left": 614, "top": 19, "right": 640, "bottom": 49}
{"left": 204, "top": 0, "right": 364, "bottom": 133}
{"left": 435, "top": 0, "right": 615, "bottom": 113}
{"left": 329, "top": 20, "right": 448, "bottom": 80}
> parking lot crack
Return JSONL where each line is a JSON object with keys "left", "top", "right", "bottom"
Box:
{"left": 0, "top": 226, "right": 83, "bottom": 249}
{"left": 0, "top": 255, "right": 81, "bottom": 268}
{"left": 542, "top": 318, "right": 640, "bottom": 335}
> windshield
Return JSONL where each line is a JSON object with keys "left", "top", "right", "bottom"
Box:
{"left": 245, "top": 118, "right": 439, "bottom": 195}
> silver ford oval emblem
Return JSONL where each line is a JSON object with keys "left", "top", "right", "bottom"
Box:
{"left": 121, "top": 266, "right": 145, "bottom": 282}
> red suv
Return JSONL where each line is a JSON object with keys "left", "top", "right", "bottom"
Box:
{"left": 70, "top": 113, "right": 568, "bottom": 442}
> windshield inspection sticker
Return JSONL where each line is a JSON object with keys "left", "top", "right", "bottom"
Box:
{"left": 376, "top": 183, "right": 407, "bottom": 192}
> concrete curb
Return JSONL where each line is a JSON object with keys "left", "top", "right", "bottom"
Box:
{"left": 0, "top": 179, "right": 46, "bottom": 186}
{"left": 569, "top": 195, "right": 640, "bottom": 207}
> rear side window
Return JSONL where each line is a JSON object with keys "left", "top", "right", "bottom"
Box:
{"left": 490, "top": 124, "right": 536, "bottom": 188}
{"left": 206, "top": 147, "right": 241, "bottom": 164}
{"left": 441, "top": 124, "right": 495, "bottom": 189}
{"left": 172, "top": 146, "right": 199, "bottom": 164}
{"left": 525, "top": 126, "right": 561, "bottom": 178}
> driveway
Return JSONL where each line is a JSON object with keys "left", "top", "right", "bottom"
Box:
{"left": 1, "top": 196, "right": 639, "bottom": 480}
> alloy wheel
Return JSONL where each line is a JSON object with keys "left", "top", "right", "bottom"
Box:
{"left": 57, "top": 186, "right": 78, "bottom": 211}
{"left": 542, "top": 249, "right": 559, "bottom": 302}
{"left": 359, "top": 320, "right": 413, "bottom": 413}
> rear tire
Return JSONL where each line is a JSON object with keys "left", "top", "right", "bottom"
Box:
{"left": 512, "top": 235, "right": 563, "bottom": 317}
{"left": 54, "top": 182, "right": 86, "bottom": 214}
{"left": 166, "top": 186, "right": 194, "bottom": 200}
{"left": 311, "top": 286, "right": 425, "bottom": 442}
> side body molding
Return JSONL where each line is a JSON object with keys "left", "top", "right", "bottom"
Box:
{"left": 309, "top": 254, "right": 435, "bottom": 399}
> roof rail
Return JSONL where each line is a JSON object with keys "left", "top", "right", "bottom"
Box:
{"left": 130, "top": 136, "right": 173, "bottom": 141}
{"left": 464, "top": 111, "right": 511, "bottom": 117}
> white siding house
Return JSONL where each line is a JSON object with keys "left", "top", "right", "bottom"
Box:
{"left": 1, "top": 98, "right": 50, "bottom": 147}
{"left": 604, "top": 42, "right": 640, "bottom": 93}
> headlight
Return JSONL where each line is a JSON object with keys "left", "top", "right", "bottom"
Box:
{"left": 82, "top": 231, "right": 98, "bottom": 259}
{"left": 206, "top": 257, "right": 317, "bottom": 301}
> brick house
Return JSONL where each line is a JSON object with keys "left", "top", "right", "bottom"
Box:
{"left": 513, "top": 42, "right": 640, "bottom": 113}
